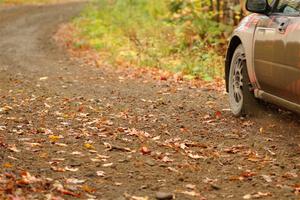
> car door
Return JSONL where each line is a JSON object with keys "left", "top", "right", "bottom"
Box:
{"left": 283, "top": 10, "right": 300, "bottom": 104}
{"left": 253, "top": 4, "right": 290, "bottom": 100}
{"left": 254, "top": 0, "right": 300, "bottom": 104}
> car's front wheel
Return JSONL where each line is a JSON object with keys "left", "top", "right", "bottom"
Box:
{"left": 228, "top": 44, "right": 257, "bottom": 117}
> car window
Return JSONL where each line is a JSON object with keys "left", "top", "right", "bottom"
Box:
{"left": 274, "top": 0, "right": 300, "bottom": 14}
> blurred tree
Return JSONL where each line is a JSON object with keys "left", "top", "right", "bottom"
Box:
{"left": 168, "top": 0, "right": 246, "bottom": 25}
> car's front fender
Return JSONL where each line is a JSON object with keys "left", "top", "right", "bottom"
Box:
{"left": 225, "top": 14, "right": 262, "bottom": 92}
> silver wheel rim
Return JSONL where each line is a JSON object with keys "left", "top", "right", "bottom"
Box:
{"left": 229, "top": 51, "right": 245, "bottom": 115}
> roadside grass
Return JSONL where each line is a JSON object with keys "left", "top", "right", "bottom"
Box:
{"left": 72, "top": 0, "right": 232, "bottom": 81}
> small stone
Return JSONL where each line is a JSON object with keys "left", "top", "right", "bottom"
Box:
{"left": 156, "top": 192, "right": 174, "bottom": 200}
{"left": 178, "top": 177, "right": 184, "bottom": 182}
{"left": 282, "top": 185, "right": 294, "bottom": 193}
{"left": 243, "top": 194, "right": 252, "bottom": 199}
{"left": 261, "top": 175, "right": 272, "bottom": 183}
{"left": 146, "top": 159, "right": 155, "bottom": 166}
{"left": 140, "top": 185, "right": 148, "bottom": 189}
{"left": 118, "top": 159, "right": 129, "bottom": 163}
{"left": 211, "top": 184, "right": 221, "bottom": 190}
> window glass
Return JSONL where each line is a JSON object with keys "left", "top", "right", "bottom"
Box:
{"left": 275, "top": 0, "right": 300, "bottom": 14}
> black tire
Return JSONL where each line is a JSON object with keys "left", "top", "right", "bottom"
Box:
{"left": 228, "top": 44, "right": 258, "bottom": 117}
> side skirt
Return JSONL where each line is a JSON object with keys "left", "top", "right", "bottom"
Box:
{"left": 254, "top": 89, "right": 300, "bottom": 114}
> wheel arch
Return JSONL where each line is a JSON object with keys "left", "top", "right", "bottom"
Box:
{"left": 225, "top": 36, "right": 242, "bottom": 92}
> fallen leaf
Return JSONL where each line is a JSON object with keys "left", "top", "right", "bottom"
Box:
{"left": 16, "top": 171, "right": 41, "bottom": 185}
{"left": 51, "top": 166, "right": 65, "bottom": 172}
{"left": 96, "top": 171, "right": 105, "bottom": 177}
{"left": 140, "top": 146, "right": 151, "bottom": 155}
{"left": 84, "top": 143, "right": 95, "bottom": 149}
{"left": 58, "top": 188, "right": 81, "bottom": 197}
{"left": 71, "top": 151, "right": 83, "bottom": 156}
{"left": 132, "top": 197, "right": 149, "bottom": 200}
{"left": 82, "top": 184, "right": 95, "bottom": 193}
{"left": 243, "top": 192, "right": 272, "bottom": 199}
{"left": 152, "top": 136, "right": 161, "bottom": 141}
{"left": 178, "top": 190, "right": 201, "bottom": 197}
{"left": 65, "top": 166, "right": 79, "bottom": 172}
{"left": 161, "top": 156, "right": 174, "bottom": 163}
{"left": 243, "top": 194, "right": 252, "bottom": 199}
{"left": 241, "top": 171, "right": 256, "bottom": 178}
{"left": 3, "top": 163, "right": 13, "bottom": 168}
{"left": 49, "top": 135, "right": 63, "bottom": 143}
{"left": 8, "top": 145, "right": 20, "bottom": 153}
{"left": 128, "top": 128, "right": 151, "bottom": 138}
{"left": 66, "top": 178, "right": 85, "bottom": 184}
{"left": 102, "top": 163, "right": 113, "bottom": 167}
{"left": 224, "top": 145, "right": 246, "bottom": 154}
{"left": 253, "top": 192, "right": 272, "bottom": 198}
{"left": 114, "top": 182, "right": 122, "bottom": 186}
{"left": 215, "top": 111, "right": 222, "bottom": 118}
{"left": 282, "top": 172, "right": 298, "bottom": 179}
{"left": 167, "top": 167, "right": 181, "bottom": 174}
{"left": 186, "top": 184, "right": 196, "bottom": 190}
{"left": 259, "top": 127, "right": 264, "bottom": 134}
{"left": 188, "top": 153, "right": 205, "bottom": 160}
{"left": 39, "top": 77, "right": 48, "bottom": 81}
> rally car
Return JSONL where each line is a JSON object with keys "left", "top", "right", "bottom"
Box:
{"left": 225, "top": 0, "right": 300, "bottom": 116}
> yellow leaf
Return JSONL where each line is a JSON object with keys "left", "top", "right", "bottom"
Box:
{"left": 82, "top": 184, "right": 95, "bottom": 193}
{"left": 84, "top": 143, "right": 95, "bottom": 149}
{"left": 49, "top": 135, "right": 62, "bottom": 143}
{"left": 259, "top": 128, "right": 264, "bottom": 134}
{"left": 3, "top": 163, "right": 13, "bottom": 168}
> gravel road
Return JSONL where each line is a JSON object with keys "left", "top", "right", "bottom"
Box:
{"left": 0, "top": 2, "right": 300, "bottom": 199}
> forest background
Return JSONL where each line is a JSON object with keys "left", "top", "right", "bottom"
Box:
{"left": 69, "top": 0, "right": 248, "bottom": 81}
{"left": 1, "top": 0, "right": 248, "bottom": 81}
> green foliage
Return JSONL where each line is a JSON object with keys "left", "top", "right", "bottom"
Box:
{"left": 73, "top": 0, "right": 233, "bottom": 80}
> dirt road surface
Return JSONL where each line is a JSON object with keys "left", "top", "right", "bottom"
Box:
{"left": 0, "top": 2, "right": 300, "bottom": 200}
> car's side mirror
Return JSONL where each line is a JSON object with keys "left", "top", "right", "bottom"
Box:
{"left": 246, "top": 0, "right": 270, "bottom": 14}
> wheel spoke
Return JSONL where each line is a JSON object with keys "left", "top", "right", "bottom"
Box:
{"left": 237, "top": 89, "right": 243, "bottom": 102}
{"left": 229, "top": 48, "right": 247, "bottom": 115}
{"left": 234, "top": 92, "right": 238, "bottom": 102}
{"left": 240, "top": 81, "right": 243, "bottom": 87}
